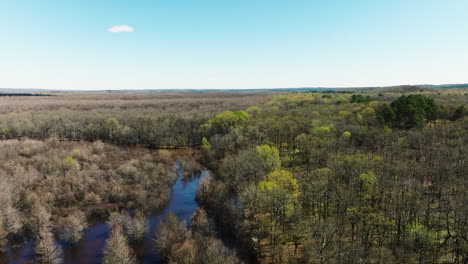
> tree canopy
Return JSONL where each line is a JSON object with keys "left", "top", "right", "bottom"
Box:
{"left": 377, "top": 94, "right": 440, "bottom": 128}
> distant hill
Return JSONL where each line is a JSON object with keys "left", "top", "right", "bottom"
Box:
{"left": 419, "top": 84, "right": 468, "bottom": 89}
{"left": 0, "top": 92, "right": 53, "bottom": 96}
{"left": 0, "top": 83, "right": 466, "bottom": 93}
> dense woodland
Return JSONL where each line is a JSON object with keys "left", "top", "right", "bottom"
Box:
{"left": 0, "top": 92, "right": 268, "bottom": 147}
{"left": 0, "top": 89, "right": 466, "bottom": 263}
{"left": 198, "top": 89, "right": 468, "bottom": 264}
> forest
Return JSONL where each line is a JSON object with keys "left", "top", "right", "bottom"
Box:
{"left": 0, "top": 88, "right": 466, "bottom": 264}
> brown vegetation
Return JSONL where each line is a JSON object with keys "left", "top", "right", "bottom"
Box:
{"left": 0, "top": 92, "right": 269, "bottom": 147}
{"left": 0, "top": 139, "right": 178, "bottom": 253}
{"left": 103, "top": 225, "right": 136, "bottom": 264}
{"left": 155, "top": 209, "right": 243, "bottom": 264}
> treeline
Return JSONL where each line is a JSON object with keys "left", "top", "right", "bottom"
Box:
{"left": 0, "top": 110, "right": 208, "bottom": 147}
{"left": 198, "top": 91, "right": 468, "bottom": 263}
{"left": 0, "top": 92, "right": 269, "bottom": 148}
{"left": 0, "top": 93, "right": 53, "bottom": 97}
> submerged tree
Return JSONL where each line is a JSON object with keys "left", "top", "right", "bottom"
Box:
{"left": 35, "top": 227, "right": 62, "bottom": 264}
{"left": 127, "top": 210, "right": 148, "bottom": 242}
{"left": 154, "top": 212, "right": 188, "bottom": 260}
{"left": 103, "top": 225, "right": 136, "bottom": 264}
{"left": 57, "top": 210, "right": 87, "bottom": 244}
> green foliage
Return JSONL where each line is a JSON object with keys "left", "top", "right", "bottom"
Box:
{"left": 233, "top": 110, "right": 249, "bottom": 120}
{"left": 259, "top": 170, "right": 299, "bottom": 219}
{"left": 255, "top": 145, "right": 281, "bottom": 173}
{"left": 204, "top": 110, "right": 249, "bottom": 135}
{"left": 405, "top": 222, "right": 438, "bottom": 261}
{"left": 105, "top": 117, "right": 123, "bottom": 140}
{"left": 335, "top": 96, "right": 347, "bottom": 104}
{"left": 342, "top": 131, "right": 352, "bottom": 138}
{"left": 316, "top": 126, "right": 330, "bottom": 134}
{"left": 377, "top": 94, "right": 440, "bottom": 128}
{"left": 62, "top": 156, "right": 80, "bottom": 171}
{"left": 351, "top": 94, "right": 372, "bottom": 103}
{"left": 312, "top": 125, "right": 334, "bottom": 138}
{"left": 361, "top": 106, "right": 376, "bottom": 118}
{"left": 406, "top": 222, "right": 437, "bottom": 244}
{"left": 451, "top": 105, "right": 467, "bottom": 120}
{"left": 260, "top": 170, "right": 299, "bottom": 196}
{"left": 246, "top": 106, "right": 262, "bottom": 117}
{"left": 195, "top": 91, "right": 466, "bottom": 263}
{"left": 359, "top": 171, "right": 377, "bottom": 198}
{"left": 376, "top": 104, "right": 396, "bottom": 126}
{"left": 268, "top": 94, "right": 315, "bottom": 109}
{"left": 201, "top": 137, "right": 211, "bottom": 149}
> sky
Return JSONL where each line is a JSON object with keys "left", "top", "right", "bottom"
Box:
{"left": 1, "top": 0, "right": 467, "bottom": 90}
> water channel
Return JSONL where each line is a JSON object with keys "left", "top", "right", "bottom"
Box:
{"left": 1, "top": 163, "right": 208, "bottom": 264}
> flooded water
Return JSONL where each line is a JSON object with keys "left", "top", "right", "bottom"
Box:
{"left": 1, "top": 164, "right": 209, "bottom": 264}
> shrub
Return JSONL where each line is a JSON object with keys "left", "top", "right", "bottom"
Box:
{"left": 342, "top": 131, "right": 352, "bottom": 139}
{"left": 62, "top": 156, "right": 80, "bottom": 172}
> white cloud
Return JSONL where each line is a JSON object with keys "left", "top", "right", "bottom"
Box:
{"left": 108, "top": 25, "right": 134, "bottom": 33}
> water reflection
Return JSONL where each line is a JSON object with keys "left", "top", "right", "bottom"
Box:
{"left": 1, "top": 164, "right": 208, "bottom": 264}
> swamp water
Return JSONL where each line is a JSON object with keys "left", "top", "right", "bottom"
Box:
{"left": 1, "top": 164, "right": 208, "bottom": 264}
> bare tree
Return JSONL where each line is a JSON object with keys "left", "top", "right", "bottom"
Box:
{"left": 57, "top": 210, "right": 87, "bottom": 244}
{"left": 35, "top": 227, "right": 62, "bottom": 264}
{"left": 127, "top": 210, "right": 148, "bottom": 242}
{"left": 103, "top": 225, "right": 136, "bottom": 264}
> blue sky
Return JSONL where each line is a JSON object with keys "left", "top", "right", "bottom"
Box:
{"left": 1, "top": 0, "right": 467, "bottom": 90}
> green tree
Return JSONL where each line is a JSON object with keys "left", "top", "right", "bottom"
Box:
{"left": 377, "top": 94, "right": 440, "bottom": 128}
{"left": 255, "top": 145, "right": 281, "bottom": 174}
{"left": 105, "top": 117, "right": 123, "bottom": 141}
{"left": 204, "top": 110, "right": 249, "bottom": 135}
{"left": 201, "top": 137, "right": 211, "bottom": 150}
{"left": 376, "top": 104, "right": 395, "bottom": 126}
{"left": 451, "top": 105, "right": 467, "bottom": 120}
{"left": 405, "top": 222, "right": 437, "bottom": 264}
{"left": 62, "top": 156, "right": 80, "bottom": 172}
{"left": 259, "top": 170, "right": 299, "bottom": 260}
{"left": 351, "top": 94, "right": 372, "bottom": 103}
